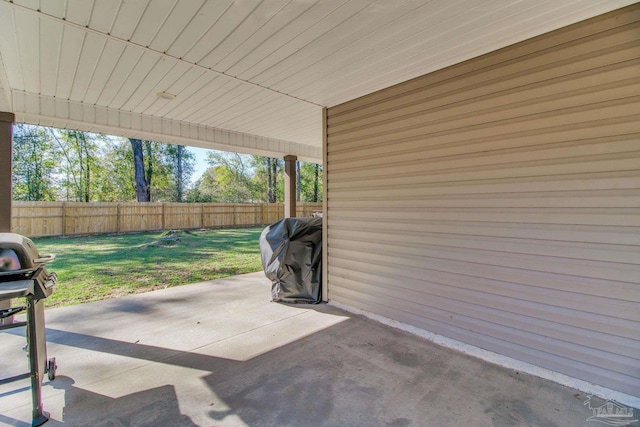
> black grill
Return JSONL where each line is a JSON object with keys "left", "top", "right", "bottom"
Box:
{"left": 0, "top": 233, "right": 57, "bottom": 427}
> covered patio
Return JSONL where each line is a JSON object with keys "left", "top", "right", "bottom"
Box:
{"left": 1, "top": 0, "right": 639, "bottom": 423}
{"left": 0, "top": 272, "right": 603, "bottom": 426}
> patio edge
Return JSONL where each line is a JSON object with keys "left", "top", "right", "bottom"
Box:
{"left": 329, "top": 300, "right": 640, "bottom": 409}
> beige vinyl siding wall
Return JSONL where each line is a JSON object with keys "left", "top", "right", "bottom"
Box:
{"left": 326, "top": 4, "right": 640, "bottom": 397}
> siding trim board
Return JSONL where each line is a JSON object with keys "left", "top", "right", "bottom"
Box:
{"left": 326, "top": 4, "right": 640, "bottom": 398}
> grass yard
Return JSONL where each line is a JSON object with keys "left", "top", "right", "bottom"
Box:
{"left": 33, "top": 227, "right": 265, "bottom": 308}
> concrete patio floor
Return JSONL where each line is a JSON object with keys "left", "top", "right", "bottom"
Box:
{"left": 0, "top": 272, "right": 632, "bottom": 427}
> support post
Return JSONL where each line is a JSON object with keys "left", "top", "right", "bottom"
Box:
{"left": 284, "top": 155, "right": 297, "bottom": 218}
{"left": 0, "top": 113, "right": 14, "bottom": 324}
{"left": 321, "top": 108, "right": 328, "bottom": 302}
{"left": 0, "top": 112, "right": 15, "bottom": 233}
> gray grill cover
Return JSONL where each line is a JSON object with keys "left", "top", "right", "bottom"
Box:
{"left": 259, "top": 217, "right": 322, "bottom": 304}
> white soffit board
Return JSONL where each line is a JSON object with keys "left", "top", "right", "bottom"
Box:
{"left": 12, "top": 91, "right": 321, "bottom": 162}
{"left": 0, "top": 0, "right": 637, "bottom": 155}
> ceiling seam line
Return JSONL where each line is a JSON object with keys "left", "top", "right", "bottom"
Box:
{"left": 93, "top": 43, "right": 128, "bottom": 106}
{"left": 215, "top": 0, "right": 303, "bottom": 72}
{"left": 79, "top": 35, "right": 106, "bottom": 102}
{"left": 108, "top": 49, "right": 146, "bottom": 109}
{"left": 146, "top": 0, "right": 177, "bottom": 47}
{"left": 6, "top": 1, "right": 324, "bottom": 108}
{"left": 198, "top": 0, "right": 292, "bottom": 68}
{"left": 185, "top": 0, "right": 254, "bottom": 65}
{"left": 175, "top": 0, "right": 234, "bottom": 66}
{"left": 116, "top": 54, "right": 162, "bottom": 111}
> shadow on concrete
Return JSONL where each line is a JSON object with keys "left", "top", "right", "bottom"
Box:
{"left": 0, "top": 375, "right": 197, "bottom": 427}
{"left": 40, "top": 308, "right": 607, "bottom": 427}
{"left": 46, "top": 376, "right": 197, "bottom": 427}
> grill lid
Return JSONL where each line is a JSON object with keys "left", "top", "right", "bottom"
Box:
{"left": 0, "top": 233, "right": 55, "bottom": 275}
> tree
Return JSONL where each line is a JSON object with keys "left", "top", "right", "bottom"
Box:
{"left": 50, "top": 129, "right": 103, "bottom": 202}
{"left": 130, "top": 138, "right": 151, "bottom": 202}
{"left": 313, "top": 163, "right": 321, "bottom": 202}
{"left": 299, "top": 162, "right": 323, "bottom": 202}
{"left": 267, "top": 158, "right": 275, "bottom": 203}
{"left": 208, "top": 152, "right": 256, "bottom": 202}
{"left": 164, "top": 144, "right": 194, "bottom": 202}
{"left": 129, "top": 139, "right": 195, "bottom": 202}
{"left": 177, "top": 145, "right": 184, "bottom": 202}
{"left": 252, "top": 156, "right": 282, "bottom": 203}
{"left": 296, "top": 161, "right": 301, "bottom": 202}
{"left": 12, "top": 124, "right": 58, "bottom": 201}
{"left": 98, "top": 138, "right": 136, "bottom": 201}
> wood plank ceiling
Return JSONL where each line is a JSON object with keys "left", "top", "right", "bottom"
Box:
{"left": 0, "top": 0, "right": 635, "bottom": 160}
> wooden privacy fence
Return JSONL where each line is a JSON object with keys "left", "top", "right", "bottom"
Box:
{"left": 11, "top": 201, "right": 322, "bottom": 238}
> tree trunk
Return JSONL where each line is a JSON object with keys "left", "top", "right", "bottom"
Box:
{"left": 313, "top": 163, "right": 319, "bottom": 203}
{"left": 76, "top": 133, "right": 84, "bottom": 201}
{"left": 176, "top": 145, "right": 184, "bottom": 202}
{"left": 83, "top": 133, "right": 90, "bottom": 202}
{"left": 130, "top": 138, "right": 151, "bottom": 202}
{"left": 267, "top": 158, "right": 274, "bottom": 203}
{"left": 271, "top": 158, "right": 278, "bottom": 202}
{"left": 144, "top": 141, "right": 153, "bottom": 201}
{"left": 296, "top": 161, "right": 301, "bottom": 202}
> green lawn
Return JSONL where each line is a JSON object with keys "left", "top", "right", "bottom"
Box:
{"left": 32, "top": 227, "right": 265, "bottom": 308}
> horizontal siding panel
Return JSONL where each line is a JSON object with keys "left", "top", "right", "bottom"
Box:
{"left": 329, "top": 189, "right": 640, "bottom": 208}
{"left": 329, "top": 171, "right": 640, "bottom": 193}
{"left": 328, "top": 244, "right": 640, "bottom": 304}
{"left": 329, "top": 57, "right": 640, "bottom": 133}
{"left": 329, "top": 40, "right": 640, "bottom": 130}
{"left": 329, "top": 156, "right": 640, "bottom": 186}
{"left": 329, "top": 220, "right": 640, "bottom": 246}
{"left": 330, "top": 139, "right": 639, "bottom": 173}
{"left": 329, "top": 120, "right": 640, "bottom": 165}
{"left": 328, "top": 243, "right": 640, "bottom": 306}
{"left": 330, "top": 132, "right": 639, "bottom": 174}
{"left": 330, "top": 286, "right": 640, "bottom": 396}
{"left": 328, "top": 227, "right": 640, "bottom": 264}
{"left": 330, "top": 264, "right": 639, "bottom": 343}
{"left": 330, "top": 98, "right": 640, "bottom": 147}
{"left": 329, "top": 268, "right": 640, "bottom": 361}
{"left": 327, "top": 5, "right": 640, "bottom": 397}
{"left": 330, "top": 67, "right": 640, "bottom": 140}
{"left": 329, "top": 207, "right": 640, "bottom": 227}
{"left": 329, "top": 118, "right": 640, "bottom": 165}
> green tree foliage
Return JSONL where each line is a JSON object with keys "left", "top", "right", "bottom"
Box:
{"left": 252, "top": 156, "right": 283, "bottom": 203}
{"left": 50, "top": 129, "right": 104, "bottom": 202}
{"left": 12, "top": 124, "right": 58, "bottom": 201}
{"left": 129, "top": 139, "right": 192, "bottom": 202}
{"left": 163, "top": 144, "right": 195, "bottom": 202}
{"left": 98, "top": 139, "right": 136, "bottom": 201}
{"left": 186, "top": 152, "right": 322, "bottom": 204}
{"left": 300, "top": 162, "right": 323, "bottom": 202}
{"left": 12, "top": 125, "right": 197, "bottom": 203}
{"left": 187, "top": 152, "right": 257, "bottom": 203}
{"left": 11, "top": 124, "right": 321, "bottom": 204}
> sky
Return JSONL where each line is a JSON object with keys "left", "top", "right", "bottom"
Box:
{"left": 190, "top": 147, "right": 211, "bottom": 184}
